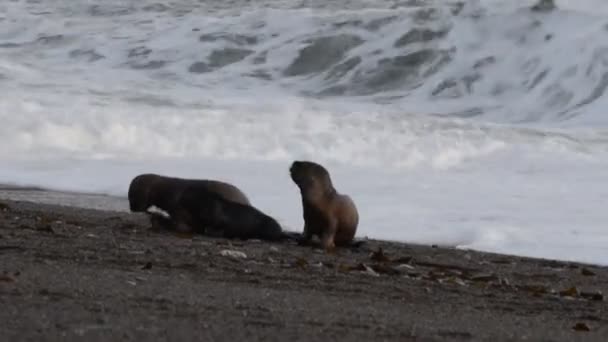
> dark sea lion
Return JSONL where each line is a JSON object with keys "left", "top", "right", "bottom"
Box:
{"left": 127, "top": 173, "right": 251, "bottom": 213}
{"left": 289, "top": 160, "right": 359, "bottom": 252}
{"left": 172, "top": 185, "right": 290, "bottom": 241}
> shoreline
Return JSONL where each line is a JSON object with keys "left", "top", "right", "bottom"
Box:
{"left": 1, "top": 198, "right": 607, "bottom": 341}
{"left": 0, "top": 187, "right": 604, "bottom": 267}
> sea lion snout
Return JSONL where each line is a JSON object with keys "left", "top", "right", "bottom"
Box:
{"left": 289, "top": 161, "right": 316, "bottom": 187}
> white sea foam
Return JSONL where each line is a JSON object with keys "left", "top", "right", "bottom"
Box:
{"left": 1, "top": 0, "right": 608, "bottom": 265}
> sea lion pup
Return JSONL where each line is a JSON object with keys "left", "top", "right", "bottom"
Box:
{"left": 172, "top": 185, "right": 291, "bottom": 241}
{"left": 289, "top": 160, "right": 359, "bottom": 252}
{"left": 127, "top": 173, "right": 251, "bottom": 213}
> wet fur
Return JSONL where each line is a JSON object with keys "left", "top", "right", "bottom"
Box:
{"left": 174, "top": 186, "right": 288, "bottom": 241}
{"left": 127, "top": 173, "right": 251, "bottom": 214}
{"left": 289, "top": 160, "right": 359, "bottom": 252}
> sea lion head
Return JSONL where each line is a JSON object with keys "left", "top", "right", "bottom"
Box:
{"left": 128, "top": 174, "right": 156, "bottom": 212}
{"left": 289, "top": 160, "right": 333, "bottom": 196}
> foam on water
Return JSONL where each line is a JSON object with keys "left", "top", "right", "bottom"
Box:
{"left": 1, "top": 0, "right": 608, "bottom": 265}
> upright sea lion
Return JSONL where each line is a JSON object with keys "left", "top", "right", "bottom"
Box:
{"left": 127, "top": 173, "right": 251, "bottom": 213}
{"left": 289, "top": 160, "right": 359, "bottom": 252}
{"left": 172, "top": 185, "right": 289, "bottom": 241}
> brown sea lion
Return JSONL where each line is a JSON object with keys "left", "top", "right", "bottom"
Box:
{"left": 289, "top": 160, "right": 359, "bottom": 252}
{"left": 127, "top": 173, "right": 251, "bottom": 213}
{"left": 170, "top": 185, "right": 293, "bottom": 241}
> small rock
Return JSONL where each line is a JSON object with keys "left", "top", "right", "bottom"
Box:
{"left": 573, "top": 322, "right": 590, "bottom": 332}
{"left": 141, "top": 262, "right": 152, "bottom": 270}
{"left": 581, "top": 268, "right": 596, "bottom": 276}
{"left": 362, "top": 264, "right": 380, "bottom": 277}
{"left": 531, "top": 0, "right": 556, "bottom": 12}
{"left": 559, "top": 286, "right": 579, "bottom": 298}
{"left": 580, "top": 291, "right": 604, "bottom": 301}
{"left": 269, "top": 246, "right": 280, "bottom": 253}
{"left": 0, "top": 274, "right": 15, "bottom": 282}
{"left": 220, "top": 250, "right": 247, "bottom": 259}
{"left": 126, "top": 280, "right": 137, "bottom": 286}
{"left": 396, "top": 264, "right": 415, "bottom": 270}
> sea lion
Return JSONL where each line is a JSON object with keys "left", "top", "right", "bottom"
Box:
{"left": 171, "top": 185, "right": 289, "bottom": 241}
{"left": 289, "top": 160, "right": 359, "bottom": 252}
{"left": 127, "top": 173, "right": 251, "bottom": 213}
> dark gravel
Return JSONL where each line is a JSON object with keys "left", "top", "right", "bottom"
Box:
{"left": 1, "top": 198, "right": 607, "bottom": 341}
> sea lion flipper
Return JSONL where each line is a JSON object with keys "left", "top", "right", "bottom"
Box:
{"left": 320, "top": 217, "right": 338, "bottom": 252}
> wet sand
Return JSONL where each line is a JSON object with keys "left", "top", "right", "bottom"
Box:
{"left": 1, "top": 198, "right": 607, "bottom": 341}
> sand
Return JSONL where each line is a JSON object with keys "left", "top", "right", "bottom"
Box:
{"left": 1, "top": 198, "right": 607, "bottom": 341}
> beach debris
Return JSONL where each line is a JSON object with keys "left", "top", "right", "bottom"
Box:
{"left": 581, "top": 268, "right": 596, "bottom": 276}
{"left": 445, "top": 276, "right": 467, "bottom": 286}
{"left": 0, "top": 274, "right": 15, "bottom": 282}
{"left": 407, "top": 271, "right": 422, "bottom": 279}
{"left": 518, "top": 284, "right": 550, "bottom": 296}
{"left": 572, "top": 322, "right": 590, "bottom": 332}
{"left": 499, "top": 278, "right": 511, "bottom": 286}
{"left": 173, "top": 262, "right": 197, "bottom": 270}
{"left": 394, "top": 256, "right": 414, "bottom": 264}
{"left": 361, "top": 264, "right": 380, "bottom": 277}
{"left": 396, "top": 264, "right": 415, "bottom": 270}
{"left": 0, "top": 202, "right": 10, "bottom": 211}
{"left": 370, "top": 247, "right": 390, "bottom": 263}
{"left": 141, "top": 262, "right": 153, "bottom": 270}
{"left": 294, "top": 257, "right": 308, "bottom": 269}
{"left": 269, "top": 246, "right": 280, "bottom": 253}
{"left": 36, "top": 224, "right": 55, "bottom": 234}
{"left": 34, "top": 217, "right": 54, "bottom": 233}
{"left": 470, "top": 274, "right": 499, "bottom": 283}
{"left": 338, "top": 263, "right": 357, "bottom": 272}
{"left": 580, "top": 291, "right": 604, "bottom": 301}
{"left": 559, "top": 286, "right": 579, "bottom": 298}
{"left": 85, "top": 233, "right": 98, "bottom": 238}
{"left": 370, "top": 264, "right": 402, "bottom": 275}
{"left": 0, "top": 245, "right": 23, "bottom": 252}
{"left": 126, "top": 280, "right": 137, "bottom": 286}
{"left": 220, "top": 249, "right": 247, "bottom": 259}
